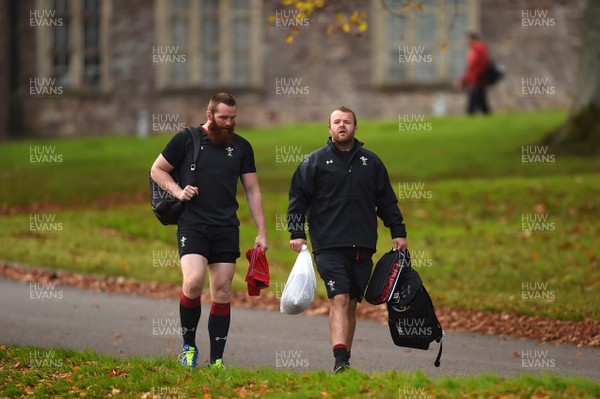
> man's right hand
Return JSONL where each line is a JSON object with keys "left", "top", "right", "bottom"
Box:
{"left": 289, "top": 238, "right": 307, "bottom": 253}
{"left": 178, "top": 185, "right": 199, "bottom": 201}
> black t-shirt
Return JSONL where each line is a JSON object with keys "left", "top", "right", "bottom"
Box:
{"left": 161, "top": 127, "right": 256, "bottom": 227}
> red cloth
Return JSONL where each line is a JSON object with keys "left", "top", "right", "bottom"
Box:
{"left": 461, "top": 41, "right": 491, "bottom": 88}
{"left": 245, "top": 247, "right": 270, "bottom": 296}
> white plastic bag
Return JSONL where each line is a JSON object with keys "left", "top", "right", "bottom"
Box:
{"left": 280, "top": 245, "right": 316, "bottom": 314}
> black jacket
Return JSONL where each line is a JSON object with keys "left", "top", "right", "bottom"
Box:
{"left": 287, "top": 138, "right": 406, "bottom": 252}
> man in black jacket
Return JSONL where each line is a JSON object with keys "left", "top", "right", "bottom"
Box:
{"left": 288, "top": 106, "right": 407, "bottom": 373}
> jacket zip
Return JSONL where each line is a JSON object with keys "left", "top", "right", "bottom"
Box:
{"left": 347, "top": 146, "right": 361, "bottom": 248}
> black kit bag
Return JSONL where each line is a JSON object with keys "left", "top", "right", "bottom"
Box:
{"left": 387, "top": 265, "right": 445, "bottom": 367}
{"left": 149, "top": 127, "right": 202, "bottom": 225}
{"left": 364, "top": 249, "right": 411, "bottom": 305}
{"left": 483, "top": 61, "right": 504, "bottom": 86}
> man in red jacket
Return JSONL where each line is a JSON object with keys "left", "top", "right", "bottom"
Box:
{"left": 454, "top": 32, "right": 492, "bottom": 114}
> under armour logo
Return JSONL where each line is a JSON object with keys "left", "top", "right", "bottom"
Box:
{"left": 326, "top": 160, "right": 333, "bottom": 165}
{"left": 400, "top": 284, "right": 412, "bottom": 299}
{"left": 180, "top": 236, "right": 187, "bottom": 247}
{"left": 360, "top": 156, "right": 368, "bottom": 165}
{"left": 225, "top": 147, "right": 234, "bottom": 157}
{"left": 327, "top": 280, "right": 336, "bottom": 291}
{"left": 214, "top": 336, "right": 228, "bottom": 341}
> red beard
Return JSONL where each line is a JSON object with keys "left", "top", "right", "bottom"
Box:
{"left": 207, "top": 122, "right": 234, "bottom": 147}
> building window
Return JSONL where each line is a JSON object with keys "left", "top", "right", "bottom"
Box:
{"left": 372, "top": 0, "right": 479, "bottom": 86}
{"left": 155, "top": 0, "right": 262, "bottom": 89}
{"left": 37, "top": 0, "right": 111, "bottom": 90}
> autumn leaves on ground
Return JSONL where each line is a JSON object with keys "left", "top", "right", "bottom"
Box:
{"left": 1, "top": 110, "right": 599, "bottom": 397}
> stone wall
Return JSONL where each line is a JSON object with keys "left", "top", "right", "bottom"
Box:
{"left": 0, "top": 0, "right": 587, "bottom": 137}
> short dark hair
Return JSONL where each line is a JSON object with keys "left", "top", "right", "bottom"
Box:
{"left": 467, "top": 31, "right": 479, "bottom": 41}
{"left": 330, "top": 106, "right": 357, "bottom": 126}
{"left": 208, "top": 93, "right": 237, "bottom": 114}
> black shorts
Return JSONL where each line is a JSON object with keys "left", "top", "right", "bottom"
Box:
{"left": 313, "top": 247, "right": 374, "bottom": 302}
{"left": 177, "top": 224, "right": 240, "bottom": 264}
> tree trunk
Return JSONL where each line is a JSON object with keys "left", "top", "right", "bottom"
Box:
{"left": 544, "top": 0, "right": 600, "bottom": 155}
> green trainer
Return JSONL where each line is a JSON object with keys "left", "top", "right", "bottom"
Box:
{"left": 207, "top": 358, "right": 225, "bottom": 370}
{"left": 178, "top": 344, "right": 198, "bottom": 368}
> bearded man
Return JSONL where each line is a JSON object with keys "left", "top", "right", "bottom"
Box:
{"left": 150, "top": 93, "right": 268, "bottom": 368}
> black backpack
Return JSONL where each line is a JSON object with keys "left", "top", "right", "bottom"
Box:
{"left": 483, "top": 61, "right": 504, "bottom": 86}
{"left": 149, "top": 127, "right": 202, "bottom": 225}
{"left": 387, "top": 261, "right": 444, "bottom": 367}
{"left": 365, "top": 249, "right": 410, "bottom": 305}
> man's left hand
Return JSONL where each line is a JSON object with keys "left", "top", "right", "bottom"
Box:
{"left": 392, "top": 237, "right": 407, "bottom": 251}
{"left": 255, "top": 234, "right": 269, "bottom": 252}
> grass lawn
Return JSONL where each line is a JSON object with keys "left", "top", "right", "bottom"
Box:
{"left": 1, "top": 110, "right": 598, "bottom": 321}
{"left": 1, "top": 345, "right": 599, "bottom": 398}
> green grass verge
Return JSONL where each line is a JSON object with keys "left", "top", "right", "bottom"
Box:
{"left": 1, "top": 110, "right": 599, "bottom": 321}
{"left": 1, "top": 345, "right": 598, "bottom": 399}
{"left": 2, "top": 110, "right": 598, "bottom": 208}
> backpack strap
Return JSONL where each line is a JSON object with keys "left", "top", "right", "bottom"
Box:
{"left": 434, "top": 340, "right": 442, "bottom": 368}
{"left": 422, "top": 285, "right": 444, "bottom": 368}
{"left": 186, "top": 126, "right": 202, "bottom": 174}
{"left": 180, "top": 127, "right": 202, "bottom": 215}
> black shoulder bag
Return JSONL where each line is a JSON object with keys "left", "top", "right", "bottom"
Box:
{"left": 150, "top": 127, "right": 202, "bottom": 225}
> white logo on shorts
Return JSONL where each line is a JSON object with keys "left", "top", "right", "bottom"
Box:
{"left": 327, "top": 280, "right": 336, "bottom": 291}
{"left": 180, "top": 236, "right": 187, "bottom": 248}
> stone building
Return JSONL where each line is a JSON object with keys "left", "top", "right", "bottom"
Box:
{"left": 0, "top": 0, "right": 586, "bottom": 137}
